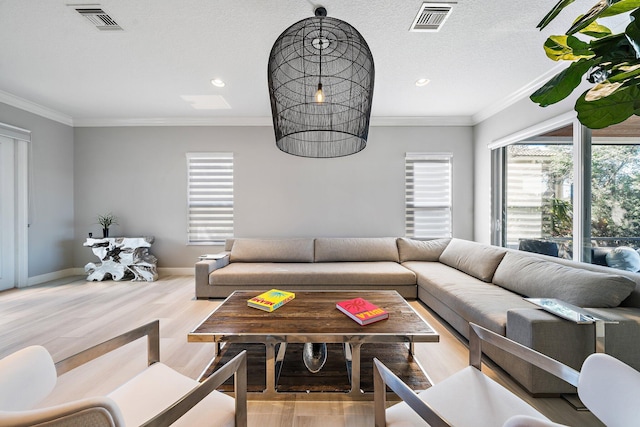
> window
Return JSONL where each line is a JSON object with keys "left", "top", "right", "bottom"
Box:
{"left": 186, "top": 152, "right": 233, "bottom": 245}
{"left": 589, "top": 135, "right": 640, "bottom": 254}
{"left": 504, "top": 133, "right": 574, "bottom": 258}
{"left": 492, "top": 115, "right": 640, "bottom": 268}
{"left": 405, "top": 153, "right": 452, "bottom": 239}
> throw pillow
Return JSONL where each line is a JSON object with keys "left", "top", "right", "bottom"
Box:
{"left": 606, "top": 247, "right": 640, "bottom": 272}
{"left": 439, "top": 238, "right": 507, "bottom": 282}
{"left": 397, "top": 238, "right": 451, "bottom": 262}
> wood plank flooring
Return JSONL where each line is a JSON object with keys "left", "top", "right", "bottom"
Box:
{"left": 0, "top": 276, "right": 604, "bottom": 426}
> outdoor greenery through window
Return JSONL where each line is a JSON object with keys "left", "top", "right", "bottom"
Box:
{"left": 186, "top": 152, "right": 233, "bottom": 245}
{"left": 405, "top": 153, "right": 452, "bottom": 239}
{"left": 505, "top": 140, "right": 574, "bottom": 257}
{"left": 499, "top": 118, "right": 640, "bottom": 271}
{"left": 590, "top": 143, "right": 640, "bottom": 250}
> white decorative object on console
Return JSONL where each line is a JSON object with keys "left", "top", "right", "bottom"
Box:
{"left": 84, "top": 237, "right": 158, "bottom": 281}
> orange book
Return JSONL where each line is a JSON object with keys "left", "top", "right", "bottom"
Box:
{"left": 336, "top": 297, "right": 389, "bottom": 325}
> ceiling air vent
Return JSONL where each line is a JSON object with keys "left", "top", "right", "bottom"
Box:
{"left": 410, "top": 2, "right": 454, "bottom": 32}
{"left": 73, "top": 6, "right": 122, "bottom": 31}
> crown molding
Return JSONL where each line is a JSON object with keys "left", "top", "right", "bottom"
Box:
{"left": 0, "top": 90, "right": 73, "bottom": 127}
{"left": 3, "top": 69, "right": 568, "bottom": 129}
{"left": 471, "top": 62, "right": 568, "bottom": 125}
{"left": 73, "top": 115, "right": 474, "bottom": 127}
{"left": 488, "top": 110, "right": 577, "bottom": 150}
{"left": 72, "top": 116, "right": 274, "bottom": 127}
{"left": 370, "top": 116, "right": 473, "bottom": 126}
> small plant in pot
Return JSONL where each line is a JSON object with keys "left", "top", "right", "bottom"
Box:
{"left": 97, "top": 213, "right": 118, "bottom": 238}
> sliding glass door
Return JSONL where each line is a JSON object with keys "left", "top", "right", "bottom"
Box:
{"left": 588, "top": 122, "right": 640, "bottom": 266}
{"left": 494, "top": 116, "right": 640, "bottom": 270}
{"left": 504, "top": 127, "right": 574, "bottom": 257}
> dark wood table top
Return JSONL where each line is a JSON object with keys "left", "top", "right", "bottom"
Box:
{"left": 188, "top": 290, "right": 438, "bottom": 344}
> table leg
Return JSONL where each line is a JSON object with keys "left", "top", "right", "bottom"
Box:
{"left": 595, "top": 320, "right": 606, "bottom": 353}
{"left": 348, "top": 342, "right": 362, "bottom": 397}
{"left": 265, "top": 342, "right": 277, "bottom": 396}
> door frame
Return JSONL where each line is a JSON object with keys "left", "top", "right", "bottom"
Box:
{"left": 0, "top": 122, "right": 30, "bottom": 288}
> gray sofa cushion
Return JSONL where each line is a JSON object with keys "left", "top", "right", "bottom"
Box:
{"left": 397, "top": 238, "right": 451, "bottom": 262}
{"left": 229, "top": 238, "right": 314, "bottom": 263}
{"left": 405, "top": 261, "right": 535, "bottom": 335}
{"left": 439, "top": 238, "right": 507, "bottom": 282}
{"left": 493, "top": 252, "right": 635, "bottom": 308}
{"left": 314, "top": 237, "right": 400, "bottom": 262}
{"left": 210, "top": 262, "right": 416, "bottom": 286}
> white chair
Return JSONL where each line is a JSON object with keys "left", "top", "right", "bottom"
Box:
{"left": 0, "top": 320, "right": 247, "bottom": 427}
{"left": 374, "top": 322, "right": 640, "bottom": 427}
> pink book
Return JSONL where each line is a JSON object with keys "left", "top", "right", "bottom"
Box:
{"left": 336, "top": 297, "right": 389, "bottom": 325}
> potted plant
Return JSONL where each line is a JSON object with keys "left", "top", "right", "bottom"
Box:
{"left": 97, "top": 213, "right": 118, "bottom": 238}
{"left": 531, "top": 0, "right": 640, "bottom": 129}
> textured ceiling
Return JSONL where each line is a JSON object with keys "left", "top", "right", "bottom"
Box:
{"left": 0, "top": 0, "right": 586, "bottom": 125}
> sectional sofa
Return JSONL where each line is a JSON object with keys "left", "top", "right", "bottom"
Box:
{"left": 194, "top": 237, "right": 640, "bottom": 395}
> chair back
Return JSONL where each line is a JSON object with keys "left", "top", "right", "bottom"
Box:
{"left": 0, "top": 346, "right": 57, "bottom": 411}
{"left": 578, "top": 353, "right": 640, "bottom": 427}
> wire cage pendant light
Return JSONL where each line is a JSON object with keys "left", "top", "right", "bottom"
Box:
{"left": 268, "top": 7, "right": 375, "bottom": 158}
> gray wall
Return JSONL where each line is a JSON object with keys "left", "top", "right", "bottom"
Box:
{"left": 74, "top": 125, "right": 474, "bottom": 268}
{"left": 473, "top": 96, "right": 577, "bottom": 244}
{"left": 0, "top": 103, "right": 75, "bottom": 277}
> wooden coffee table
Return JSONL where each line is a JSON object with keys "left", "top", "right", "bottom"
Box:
{"left": 188, "top": 290, "right": 439, "bottom": 399}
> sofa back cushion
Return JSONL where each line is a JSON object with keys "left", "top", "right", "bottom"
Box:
{"left": 493, "top": 251, "right": 635, "bottom": 307}
{"left": 314, "top": 238, "right": 400, "bottom": 262}
{"left": 397, "top": 238, "right": 451, "bottom": 262}
{"left": 230, "top": 238, "right": 315, "bottom": 263}
{"left": 439, "top": 238, "right": 507, "bottom": 282}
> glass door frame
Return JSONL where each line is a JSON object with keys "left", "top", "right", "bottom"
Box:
{"left": 489, "top": 111, "right": 592, "bottom": 262}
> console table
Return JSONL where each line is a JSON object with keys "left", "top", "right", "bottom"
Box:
{"left": 84, "top": 237, "right": 158, "bottom": 282}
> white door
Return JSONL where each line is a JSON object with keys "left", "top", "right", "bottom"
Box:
{"left": 0, "top": 135, "right": 15, "bottom": 290}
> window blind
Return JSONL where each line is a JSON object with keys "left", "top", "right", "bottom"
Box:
{"left": 186, "top": 152, "right": 233, "bottom": 245}
{"left": 405, "top": 153, "right": 452, "bottom": 239}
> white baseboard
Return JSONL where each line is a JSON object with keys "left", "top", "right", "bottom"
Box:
{"left": 24, "top": 267, "right": 194, "bottom": 287}
{"left": 26, "top": 268, "right": 84, "bottom": 287}
{"left": 158, "top": 268, "right": 194, "bottom": 276}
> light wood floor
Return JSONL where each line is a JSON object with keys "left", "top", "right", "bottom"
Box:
{"left": 0, "top": 276, "right": 604, "bottom": 426}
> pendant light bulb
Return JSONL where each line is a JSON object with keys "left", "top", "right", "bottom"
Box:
{"left": 315, "top": 83, "right": 324, "bottom": 103}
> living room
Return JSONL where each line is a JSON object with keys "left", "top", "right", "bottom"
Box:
{"left": 2, "top": 1, "right": 639, "bottom": 426}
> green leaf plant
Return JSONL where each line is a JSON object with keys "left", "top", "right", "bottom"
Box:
{"left": 531, "top": 0, "right": 640, "bottom": 128}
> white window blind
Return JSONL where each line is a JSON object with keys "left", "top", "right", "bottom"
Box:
{"left": 405, "top": 153, "right": 452, "bottom": 239}
{"left": 186, "top": 152, "right": 233, "bottom": 245}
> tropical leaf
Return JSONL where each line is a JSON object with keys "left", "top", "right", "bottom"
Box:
{"left": 576, "top": 85, "right": 640, "bottom": 128}
{"left": 585, "top": 81, "right": 624, "bottom": 100}
{"left": 625, "top": 8, "right": 640, "bottom": 57}
{"left": 531, "top": 58, "right": 598, "bottom": 106}
{"left": 567, "top": 0, "right": 609, "bottom": 35}
{"left": 537, "top": 0, "right": 576, "bottom": 30}
{"left": 544, "top": 35, "right": 594, "bottom": 60}
{"left": 600, "top": 0, "right": 640, "bottom": 17}
{"left": 608, "top": 63, "right": 640, "bottom": 82}
{"left": 535, "top": 0, "right": 640, "bottom": 129}
{"left": 579, "top": 20, "right": 612, "bottom": 38}
{"left": 590, "top": 33, "right": 635, "bottom": 60}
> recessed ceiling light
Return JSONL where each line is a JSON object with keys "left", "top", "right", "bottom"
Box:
{"left": 415, "top": 78, "right": 430, "bottom": 87}
{"left": 211, "top": 78, "right": 226, "bottom": 87}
